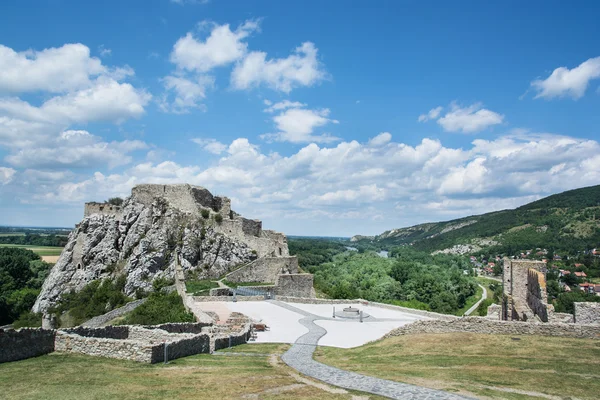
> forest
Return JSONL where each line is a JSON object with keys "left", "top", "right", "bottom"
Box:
{"left": 290, "top": 240, "right": 478, "bottom": 314}
{"left": 0, "top": 247, "right": 52, "bottom": 326}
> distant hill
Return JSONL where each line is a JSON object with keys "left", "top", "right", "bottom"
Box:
{"left": 351, "top": 185, "right": 600, "bottom": 255}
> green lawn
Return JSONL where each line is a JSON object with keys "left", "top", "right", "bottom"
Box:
{"left": 316, "top": 332, "right": 600, "bottom": 399}
{"left": 185, "top": 279, "right": 219, "bottom": 296}
{"left": 0, "top": 243, "right": 63, "bottom": 256}
{"left": 0, "top": 345, "right": 370, "bottom": 400}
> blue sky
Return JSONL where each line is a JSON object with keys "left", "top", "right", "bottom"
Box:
{"left": 0, "top": 0, "right": 599, "bottom": 236}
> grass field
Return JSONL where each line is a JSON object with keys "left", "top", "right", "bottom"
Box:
{"left": 316, "top": 332, "right": 600, "bottom": 399}
{"left": 0, "top": 344, "right": 377, "bottom": 400}
{"left": 0, "top": 243, "right": 63, "bottom": 257}
{"left": 185, "top": 279, "right": 220, "bottom": 296}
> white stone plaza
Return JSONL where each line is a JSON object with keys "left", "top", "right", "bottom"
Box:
{"left": 195, "top": 300, "right": 428, "bottom": 348}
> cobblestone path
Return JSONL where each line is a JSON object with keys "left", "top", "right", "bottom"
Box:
{"left": 274, "top": 301, "right": 474, "bottom": 400}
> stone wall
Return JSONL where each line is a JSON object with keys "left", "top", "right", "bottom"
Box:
{"left": 574, "top": 302, "right": 600, "bottom": 324}
{"left": 0, "top": 328, "right": 56, "bottom": 363}
{"left": 241, "top": 217, "right": 262, "bottom": 237}
{"left": 154, "top": 334, "right": 211, "bottom": 363}
{"left": 275, "top": 274, "right": 316, "bottom": 298}
{"left": 225, "top": 257, "right": 299, "bottom": 283}
{"left": 225, "top": 257, "right": 298, "bottom": 283}
{"left": 209, "top": 287, "right": 232, "bottom": 296}
{"left": 145, "top": 322, "right": 213, "bottom": 334}
{"left": 502, "top": 258, "right": 546, "bottom": 321}
{"left": 526, "top": 268, "right": 550, "bottom": 322}
{"left": 82, "top": 298, "right": 147, "bottom": 327}
{"left": 61, "top": 326, "right": 128, "bottom": 339}
{"left": 84, "top": 202, "right": 123, "bottom": 218}
{"left": 55, "top": 331, "right": 155, "bottom": 363}
{"left": 213, "top": 323, "right": 252, "bottom": 352}
{"left": 385, "top": 317, "right": 600, "bottom": 339}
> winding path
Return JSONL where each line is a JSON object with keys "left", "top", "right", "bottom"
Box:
{"left": 273, "top": 301, "right": 473, "bottom": 400}
{"left": 463, "top": 284, "right": 488, "bottom": 316}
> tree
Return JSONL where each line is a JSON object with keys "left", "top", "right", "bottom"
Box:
{"left": 107, "top": 197, "right": 124, "bottom": 206}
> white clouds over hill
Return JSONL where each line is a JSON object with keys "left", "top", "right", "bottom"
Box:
{"left": 15, "top": 131, "right": 600, "bottom": 233}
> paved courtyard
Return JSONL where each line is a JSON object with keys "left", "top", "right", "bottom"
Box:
{"left": 195, "top": 300, "right": 427, "bottom": 348}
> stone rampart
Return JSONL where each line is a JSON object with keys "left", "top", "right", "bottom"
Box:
{"left": 0, "top": 328, "right": 56, "bottom": 363}
{"left": 82, "top": 299, "right": 147, "bottom": 327}
{"left": 526, "top": 268, "right": 550, "bottom": 322}
{"left": 275, "top": 274, "right": 315, "bottom": 298}
{"left": 209, "top": 287, "right": 232, "bottom": 296}
{"left": 213, "top": 323, "right": 252, "bottom": 352}
{"left": 385, "top": 318, "right": 600, "bottom": 339}
{"left": 84, "top": 202, "right": 123, "bottom": 218}
{"left": 145, "top": 322, "right": 212, "bottom": 334}
{"left": 574, "top": 302, "right": 600, "bottom": 324}
{"left": 502, "top": 259, "right": 547, "bottom": 321}
{"left": 55, "top": 331, "right": 155, "bottom": 363}
{"left": 225, "top": 257, "right": 299, "bottom": 283}
{"left": 154, "top": 334, "right": 211, "bottom": 362}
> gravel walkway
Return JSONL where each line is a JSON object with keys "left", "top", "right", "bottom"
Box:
{"left": 464, "top": 284, "right": 488, "bottom": 316}
{"left": 275, "top": 301, "right": 473, "bottom": 400}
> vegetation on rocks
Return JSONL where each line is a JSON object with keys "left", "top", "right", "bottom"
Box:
{"left": 51, "top": 276, "right": 131, "bottom": 327}
{"left": 120, "top": 291, "right": 194, "bottom": 325}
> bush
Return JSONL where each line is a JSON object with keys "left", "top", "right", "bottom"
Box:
{"left": 12, "top": 311, "right": 42, "bottom": 329}
{"left": 477, "top": 298, "right": 494, "bottom": 316}
{"left": 107, "top": 197, "right": 124, "bottom": 206}
{"left": 152, "top": 276, "right": 175, "bottom": 292}
{"left": 53, "top": 277, "right": 131, "bottom": 326}
{"left": 214, "top": 214, "right": 223, "bottom": 224}
{"left": 201, "top": 209, "right": 210, "bottom": 219}
{"left": 121, "top": 292, "right": 194, "bottom": 325}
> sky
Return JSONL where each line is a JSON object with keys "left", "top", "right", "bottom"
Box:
{"left": 0, "top": 0, "right": 599, "bottom": 236}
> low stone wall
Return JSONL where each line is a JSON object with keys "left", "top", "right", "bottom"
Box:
{"left": 575, "top": 302, "right": 600, "bottom": 324}
{"left": 275, "top": 274, "right": 315, "bottom": 298}
{"left": 213, "top": 323, "right": 252, "bottom": 352}
{"left": 55, "top": 331, "right": 154, "bottom": 363}
{"left": 144, "top": 322, "right": 212, "bottom": 334}
{"left": 62, "top": 326, "right": 128, "bottom": 339}
{"left": 155, "top": 334, "right": 211, "bottom": 363}
{"left": 385, "top": 318, "right": 600, "bottom": 339}
{"left": 192, "top": 295, "right": 265, "bottom": 302}
{"left": 82, "top": 299, "right": 147, "bottom": 327}
{"left": 0, "top": 328, "right": 56, "bottom": 363}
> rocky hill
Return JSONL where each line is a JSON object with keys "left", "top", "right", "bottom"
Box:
{"left": 33, "top": 184, "right": 292, "bottom": 313}
{"left": 351, "top": 184, "right": 600, "bottom": 255}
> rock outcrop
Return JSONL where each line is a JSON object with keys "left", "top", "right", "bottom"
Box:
{"left": 33, "top": 184, "right": 295, "bottom": 313}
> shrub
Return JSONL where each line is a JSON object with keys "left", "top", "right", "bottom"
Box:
{"left": 121, "top": 292, "right": 194, "bottom": 325}
{"left": 107, "top": 197, "right": 124, "bottom": 206}
{"left": 12, "top": 311, "right": 42, "bottom": 329}
{"left": 152, "top": 276, "right": 175, "bottom": 292}
{"left": 476, "top": 298, "right": 494, "bottom": 316}
{"left": 214, "top": 214, "right": 223, "bottom": 224}
{"left": 201, "top": 209, "right": 210, "bottom": 219}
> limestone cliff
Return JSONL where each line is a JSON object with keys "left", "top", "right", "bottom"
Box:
{"left": 33, "top": 184, "right": 291, "bottom": 313}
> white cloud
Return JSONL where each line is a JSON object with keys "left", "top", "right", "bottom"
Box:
{"left": 5, "top": 130, "right": 147, "bottom": 169}
{"left": 368, "top": 132, "right": 392, "bottom": 147}
{"left": 171, "top": 0, "right": 210, "bottom": 4}
{"left": 437, "top": 103, "right": 504, "bottom": 133}
{"left": 263, "top": 100, "right": 306, "bottom": 113}
{"left": 0, "top": 43, "right": 106, "bottom": 93}
{"left": 160, "top": 75, "right": 214, "bottom": 113}
{"left": 20, "top": 131, "right": 600, "bottom": 235}
{"left": 418, "top": 106, "right": 443, "bottom": 122}
{"left": 170, "top": 20, "right": 259, "bottom": 73}
{"left": 191, "top": 138, "right": 227, "bottom": 154}
{"left": 231, "top": 42, "right": 326, "bottom": 93}
{"left": 263, "top": 106, "right": 340, "bottom": 143}
{"left": 0, "top": 167, "right": 16, "bottom": 184}
{"left": 531, "top": 57, "right": 600, "bottom": 99}
{"left": 98, "top": 45, "right": 111, "bottom": 57}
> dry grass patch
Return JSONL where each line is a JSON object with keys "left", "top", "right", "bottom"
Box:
{"left": 0, "top": 345, "right": 372, "bottom": 400}
{"left": 315, "top": 332, "right": 600, "bottom": 399}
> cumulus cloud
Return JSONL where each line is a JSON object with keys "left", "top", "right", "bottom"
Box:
{"left": 231, "top": 42, "right": 326, "bottom": 93}
{"left": 262, "top": 105, "right": 340, "bottom": 143}
{"left": 170, "top": 20, "right": 259, "bottom": 73}
{"left": 5, "top": 130, "right": 147, "bottom": 169}
{"left": 160, "top": 75, "right": 214, "bottom": 113}
{"left": 531, "top": 56, "right": 600, "bottom": 99}
{"left": 417, "top": 106, "right": 443, "bottom": 122}
{"left": 191, "top": 138, "right": 227, "bottom": 154}
{"left": 436, "top": 103, "right": 504, "bottom": 133}
{"left": 263, "top": 100, "right": 306, "bottom": 113}
{"left": 0, "top": 43, "right": 105, "bottom": 93}
{"left": 0, "top": 167, "right": 16, "bottom": 184}
{"left": 0, "top": 42, "right": 151, "bottom": 172}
